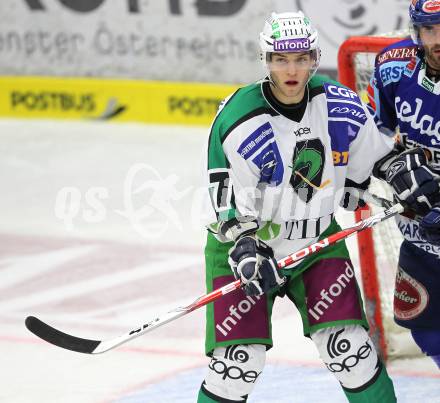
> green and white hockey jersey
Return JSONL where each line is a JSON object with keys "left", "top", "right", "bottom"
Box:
{"left": 203, "top": 75, "right": 394, "bottom": 260}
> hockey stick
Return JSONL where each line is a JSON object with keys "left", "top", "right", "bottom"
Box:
{"left": 25, "top": 200, "right": 403, "bottom": 354}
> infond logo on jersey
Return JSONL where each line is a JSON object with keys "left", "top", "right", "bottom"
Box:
{"left": 273, "top": 38, "right": 310, "bottom": 51}
{"left": 216, "top": 295, "right": 262, "bottom": 337}
{"left": 308, "top": 261, "right": 354, "bottom": 321}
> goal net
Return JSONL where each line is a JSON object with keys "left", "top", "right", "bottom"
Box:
{"left": 337, "top": 34, "right": 423, "bottom": 361}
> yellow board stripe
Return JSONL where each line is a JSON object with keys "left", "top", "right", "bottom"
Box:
{"left": 0, "top": 76, "right": 240, "bottom": 126}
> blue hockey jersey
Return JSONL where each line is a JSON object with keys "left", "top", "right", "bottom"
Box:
{"left": 368, "top": 37, "right": 440, "bottom": 257}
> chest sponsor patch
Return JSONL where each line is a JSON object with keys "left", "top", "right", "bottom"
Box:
{"left": 328, "top": 103, "right": 367, "bottom": 126}
{"left": 395, "top": 96, "right": 440, "bottom": 146}
{"left": 237, "top": 122, "right": 275, "bottom": 160}
{"left": 379, "top": 61, "right": 407, "bottom": 86}
{"left": 377, "top": 47, "right": 417, "bottom": 65}
{"left": 324, "top": 83, "right": 361, "bottom": 104}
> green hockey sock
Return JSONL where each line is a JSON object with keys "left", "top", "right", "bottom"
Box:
{"left": 197, "top": 386, "right": 219, "bottom": 403}
{"left": 197, "top": 383, "right": 248, "bottom": 402}
{"left": 343, "top": 364, "right": 396, "bottom": 403}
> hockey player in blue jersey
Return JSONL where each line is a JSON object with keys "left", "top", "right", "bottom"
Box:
{"left": 367, "top": 0, "right": 440, "bottom": 368}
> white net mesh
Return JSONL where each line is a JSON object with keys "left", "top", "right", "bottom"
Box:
{"left": 346, "top": 31, "right": 424, "bottom": 359}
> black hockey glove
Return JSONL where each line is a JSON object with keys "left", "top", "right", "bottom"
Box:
{"left": 383, "top": 148, "right": 440, "bottom": 216}
{"left": 419, "top": 204, "right": 440, "bottom": 246}
{"left": 228, "top": 236, "right": 286, "bottom": 296}
{"left": 340, "top": 178, "right": 369, "bottom": 211}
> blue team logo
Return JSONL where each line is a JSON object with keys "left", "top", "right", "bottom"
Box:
{"left": 237, "top": 122, "right": 284, "bottom": 185}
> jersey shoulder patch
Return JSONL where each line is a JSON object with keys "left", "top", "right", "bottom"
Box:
{"left": 323, "top": 83, "right": 367, "bottom": 154}
{"left": 376, "top": 38, "right": 417, "bottom": 66}
{"left": 375, "top": 38, "right": 419, "bottom": 85}
{"left": 213, "top": 82, "right": 274, "bottom": 142}
{"left": 323, "top": 82, "right": 362, "bottom": 105}
{"left": 236, "top": 121, "right": 284, "bottom": 186}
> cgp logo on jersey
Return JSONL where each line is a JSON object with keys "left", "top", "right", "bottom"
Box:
{"left": 394, "top": 266, "right": 429, "bottom": 320}
{"left": 295, "top": 0, "right": 408, "bottom": 48}
{"left": 324, "top": 84, "right": 361, "bottom": 103}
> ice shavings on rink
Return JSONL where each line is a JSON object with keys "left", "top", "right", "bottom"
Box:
{"left": 113, "top": 364, "right": 440, "bottom": 403}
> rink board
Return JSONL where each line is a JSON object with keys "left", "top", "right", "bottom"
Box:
{"left": 0, "top": 76, "right": 239, "bottom": 125}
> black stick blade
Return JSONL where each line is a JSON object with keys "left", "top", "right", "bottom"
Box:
{"left": 25, "top": 316, "right": 101, "bottom": 354}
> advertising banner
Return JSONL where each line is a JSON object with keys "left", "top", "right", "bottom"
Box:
{"left": 0, "top": 76, "right": 238, "bottom": 125}
{"left": 0, "top": 1, "right": 410, "bottom": 83}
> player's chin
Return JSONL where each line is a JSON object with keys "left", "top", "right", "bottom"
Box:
{"left": 283, "top": 82, "right": 301, "bottom": 94}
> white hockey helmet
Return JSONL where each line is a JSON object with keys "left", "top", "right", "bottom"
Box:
{"left": 259, "top": 11, "right": 321, "bottom": 77}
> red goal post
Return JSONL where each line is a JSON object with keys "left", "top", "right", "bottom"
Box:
{"left": 337, "top": 35, "right": 406, "bottom": 362}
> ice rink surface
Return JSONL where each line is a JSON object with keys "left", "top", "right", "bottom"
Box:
{"left": 0, "top": 119, "right": 438, "bottom": 402}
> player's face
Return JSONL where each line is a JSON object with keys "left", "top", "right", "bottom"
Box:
{"left": 268, "top": 52, "right": 314, "bottom": 104}
{"left": 419, "top": 24, "right": 440, "bottom": 71}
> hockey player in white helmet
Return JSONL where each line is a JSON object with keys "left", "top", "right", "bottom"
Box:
{"left": 198, "top": 11, "right": 397, "bottom": 402}
{"left": 259, "top": 11, "right": 320, "bottom": 103}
